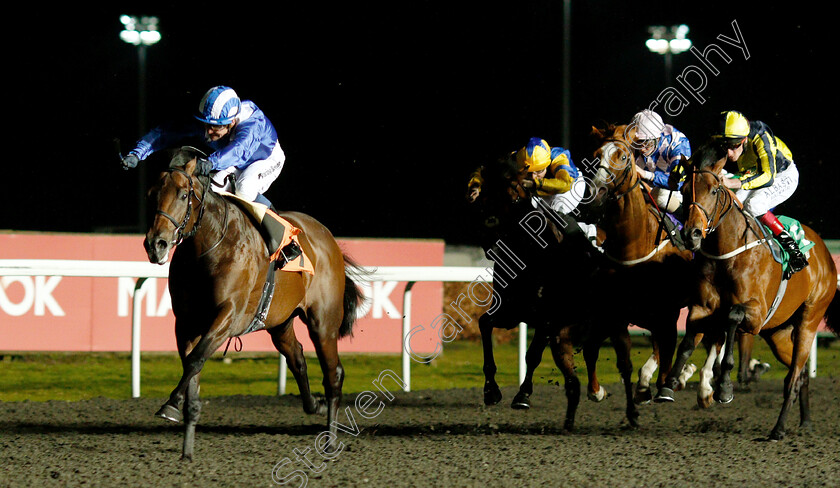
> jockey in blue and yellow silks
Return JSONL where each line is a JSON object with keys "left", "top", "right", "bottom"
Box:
{"left": 517, "top": 137, "right": 598, "bottom": 243}
{"left": 716, "top": 110, "right": 808, "bottom": 276}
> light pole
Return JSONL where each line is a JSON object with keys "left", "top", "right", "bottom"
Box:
{"left": 646, "top": 24, "right": 691, "bottom": 85}
{"left": 120, "top": 15, "right": 161, "bottom": 232}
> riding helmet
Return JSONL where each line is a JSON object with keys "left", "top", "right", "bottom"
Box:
{"left": 715, "top": 111, "right": 751, "bottom": 141}
{"left": 195, "top": 86, "right": 241, "bottom": 125}
{"left": 516, "top": 137, "right": 552, "bottom": 172}
{"left": 632, "top": 109, "right": 664, "bottom": 141}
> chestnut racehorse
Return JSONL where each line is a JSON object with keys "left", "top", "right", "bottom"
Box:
{"left": 588, "top": 123, "right": 698, "bottom": 406}
{"left": 144, "top": 147, "right": 364, "bottom": 460}
{"left": 657, "top": 142, "right": 838, "bottom": 440}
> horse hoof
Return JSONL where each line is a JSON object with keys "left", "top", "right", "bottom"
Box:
{"left": 587, "top": 385, "right": 607, "bottom": 402}
{"left": 155, "top": 404, "right": 182, "bottom": 423}
{"left": 654, "top": 387, "right": 675, "bottom": 403}
{"left": 634, "top": 387, "right": 652, "bottom": 405}
{"left": 484, "top": 386, "right": 502, "bottom": 406}
{"left": 510, "top": 392, "right": 531, "bottom": 410}
{"left": 768, "top": 430, "right": 785, "bottom": 441}
{"left": 697, "top": 394, "right": 713, "bottom": 409}
{"left": 714, "top": 390, "right": 734, "bottom": 404}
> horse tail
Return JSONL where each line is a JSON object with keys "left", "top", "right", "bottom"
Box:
{"left": 340, "top": 254, "right": 369, "bottom": 338}
{"left": 824, "top": 282, "right": 840, "bottom": 336}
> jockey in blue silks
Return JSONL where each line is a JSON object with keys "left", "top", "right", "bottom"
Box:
{"left": 630, "top": 109, "right": 692, "bottom": 216}
{"left": 121, "top": 86, "right": 285, "bottom": 210}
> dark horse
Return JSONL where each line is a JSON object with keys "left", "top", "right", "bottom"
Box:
{"left": 657, "top": 142, "right": 838, "bottom": 439}
{"left": 467, "top": 152, "right": 611, "bottom": 430}
{"left": 144, "top": 147, "right": 364, "bottom": 460}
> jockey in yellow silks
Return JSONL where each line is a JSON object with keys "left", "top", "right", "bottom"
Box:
{"left": 716, "top": 110, "right": 808, "bottom": 275}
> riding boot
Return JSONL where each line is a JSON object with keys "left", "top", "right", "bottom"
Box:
{"left": 776, "top": 231, "right": 809, "bottom": 277}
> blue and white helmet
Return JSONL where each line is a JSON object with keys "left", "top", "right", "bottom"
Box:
{"left": 195, "top": 86, "right": 241, "bottom": 125}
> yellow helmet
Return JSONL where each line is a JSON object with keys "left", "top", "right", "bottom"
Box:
{"left": 715, "top": 111, "right": 750, "bottom": 140}
{"left": 516, "top": 137, "right": 551, "bottom": 172}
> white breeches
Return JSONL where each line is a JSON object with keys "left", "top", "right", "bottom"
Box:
{"left": 650, "top": 187, "right": 682, "bottom": 213}
{"left": 734, "top": 163, "right": 799, "bottom": 216}
{"left": 211, "top": 142, "right": 286, "bottom": 201}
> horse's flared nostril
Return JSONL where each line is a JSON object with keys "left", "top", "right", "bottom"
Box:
{"left": 156, "top": 239, "right": 168, "bottom": 251}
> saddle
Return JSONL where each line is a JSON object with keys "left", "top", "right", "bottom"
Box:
{"left": 217, "top": 191, "right": 314, "bottom": 336}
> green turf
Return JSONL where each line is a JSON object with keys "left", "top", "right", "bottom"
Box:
{"left": 1, "top": 337, "right": 838, "bottom": 402}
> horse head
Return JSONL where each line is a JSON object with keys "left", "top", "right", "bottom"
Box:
{"left": 590, "top": 123, "right": 639, "bottom": 203}
{"left": 144, "top": 147, "right": 210, "bottom": 264}
{"left": 680, "top": 142, "right": 731, "bottom": 251}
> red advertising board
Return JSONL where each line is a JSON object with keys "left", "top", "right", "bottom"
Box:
{"left": 0, "top": 232, "right": 444, "bottom": 354}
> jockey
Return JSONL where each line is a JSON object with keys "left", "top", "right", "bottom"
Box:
{"left": 630, "top": 109, "right": 691, "bottom": 215}
{"left": 715, "top": 110, "right": 808, "bottom": 275}
{"left": 516, "top": 137, "right": 599, "bottom": 244}
{"left": 121, "top": 86, "right": 285, "bottom": 210}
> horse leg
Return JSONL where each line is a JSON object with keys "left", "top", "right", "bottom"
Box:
{"left": 764, "top": 323, "right": 816, "bottom": 440}
{"left": 610, "top": 327, "right": 639, "bottom": 427}
{"left": 713, "top": 305, "right": 746, "bottom": 404}
{"left": 736, "top": 332, "right": 755, "bottom": 390}
{"left": 697, "top": 336, "right": 720, "bottom": 408}
{"left": 156, "top": 327, "right": 227, "bottom": 423}
{"left": 269, "top": 319, "right": 327, "bottom": 415}
{"left": 655, "top": 325, "right": 703, "bottom": 402}
{"left": 511, "top": 329, "right": 549, "bottom": 410}
{"left": 582, "top": 329, "right": 606, "bottom": 402}
{"left": 181, "top": 374, "right": 201, "bottom": 461}
{"left": 635, "top": 349, "right": 658, "bottom": 404}
{"left": 549, "top": 327, "right": 580, "bottom": 432}
{"left": 479, "top": 313, "right": 503, "bottom": 406}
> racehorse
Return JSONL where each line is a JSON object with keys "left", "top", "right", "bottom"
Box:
{"left": 656, "top": 141, "right": 838, "bottom": 439}
{"left": 588, "top": 123, "right": 699, "bottom": 406}
{"left": 144, "top": 147, "right": 364, "bottom": 460}
{"left": 467, "top": 152, "right": 615, "bottom": 430}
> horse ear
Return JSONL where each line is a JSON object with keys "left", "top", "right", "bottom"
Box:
{"left": 591, "top": 125, "right": 605, "bottom": 139}
{"left": 185, "top": 158, "right": 197, "bottom": 175}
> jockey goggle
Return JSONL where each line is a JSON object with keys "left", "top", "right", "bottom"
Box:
{"left": 204, "top": 123, "right": 231, "bottom": 133}
{"left": 718, "top": 138, "right": 745, "bottom": 151}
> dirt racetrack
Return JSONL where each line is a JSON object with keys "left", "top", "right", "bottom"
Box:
{"left": 2, "top": 377, "right": 839, "bottom": 487}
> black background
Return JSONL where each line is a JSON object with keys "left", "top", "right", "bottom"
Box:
{"left": 6, "top": 3, "right": 835, "bottom": 246}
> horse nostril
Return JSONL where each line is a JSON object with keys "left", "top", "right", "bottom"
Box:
{"left": 691, "top": 228, "right": 703, "bottom": 239}
{"left": 156, "top": 239, "right": 168, "bottom": 251}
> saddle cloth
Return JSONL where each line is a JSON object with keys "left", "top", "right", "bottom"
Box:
{"left": 217, "top": 191, "right": 314, "bottom": 275}
{"left": 760, "top": 215, "right": 814, "bottom": 274}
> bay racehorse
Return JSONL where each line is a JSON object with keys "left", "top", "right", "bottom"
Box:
{"left": 656, "top": 141, "right": 838, "bottom": 439}
{"left": 144, "top": 147, "right": 364, "bottom": 459}
{"left": 588, "top": 123, "right": 699, "bottom": 406}
{"left": 467, "top": 152, "right": 615, "bottom": 430}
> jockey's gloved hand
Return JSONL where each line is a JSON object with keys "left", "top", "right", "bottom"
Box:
{"left": 120, "top": 154, "right": 139, "bottom": 170}
{"left": 195, "top": 158, "right": 213, "bottom": 176}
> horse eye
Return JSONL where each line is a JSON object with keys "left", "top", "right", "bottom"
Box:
{"left": 180, "top": 192, "right": 188, "bottom": 200}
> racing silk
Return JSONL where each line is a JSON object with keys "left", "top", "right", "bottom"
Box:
{"left": 129, "top": 101, "right": 280, "bottom": 171}
{"left": 636, "top": 125, "right": 691, "bottom": 189}
{"left": 533, "top": 147, "right": 579, "bottom": 195}
{"left": 734, "top": 120, "right": 793, "bottom": 190}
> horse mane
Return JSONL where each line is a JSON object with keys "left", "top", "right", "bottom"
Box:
{"left": 168, "top": 146, "right": 208, "bottom": 169}
{"left": 689, "top": 140, "right": 727, "bottom": 170}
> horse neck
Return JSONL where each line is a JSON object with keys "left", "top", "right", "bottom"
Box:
{"left": 185, "top": 188, "right": 232, "bottom": 256}
{"left": 702, "top": 191, "right": 755, "bottom": 253}
{"left": 602, "top": 184, "right": 660, "bottom": 257}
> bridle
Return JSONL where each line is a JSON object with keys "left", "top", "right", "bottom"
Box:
{"left": 156, "top": 165, "right": 229, "bottom": 257}
{"left": 596, "top": 140, "right": 641, "bottom": 201}
{"left": 685, "top": 167, "right": 738, "bottom": 238}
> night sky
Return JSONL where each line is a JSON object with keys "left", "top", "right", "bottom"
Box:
{"left": 6, "top": 4, "right": 836, "bottom": 246}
